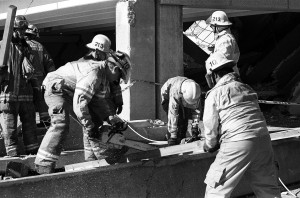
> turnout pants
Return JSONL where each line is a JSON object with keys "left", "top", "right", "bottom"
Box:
{"left": 83, "top": 99, "right": 127, "bottom": 163}
{"left": 34, "top": 79, "right": 70, "bottom": 174}
{"left": 0, "top": 101, "right": 38, "bottom": 156}
{"left": 204, "top": 135, "right": 281, "bottom": 198}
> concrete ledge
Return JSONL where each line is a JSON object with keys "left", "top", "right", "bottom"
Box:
{"left": 0, "top": 139, "right": 300, "bottom": 197}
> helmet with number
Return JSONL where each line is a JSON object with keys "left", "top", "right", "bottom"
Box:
{"left": 14, "top": 15, "right": 28, "bottom": 29}
{"left": 108, "top": 51, "right": 132, "bottom": 83}
{"left": 210, "top": 11, "right": 232, "bottom": 26}
{"left": 25, "top": 23, "right": 40, "bottom": 38}
{"left": 205, "top": 52, "right": 235, "bottom": 74}
{"left": 181, "top": 80, "right": 201, "bottom": 106}
{"left": 86, "top": 34, "right": 111, "bottom": 52}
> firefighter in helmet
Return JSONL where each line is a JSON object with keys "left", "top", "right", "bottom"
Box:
{"left": 34, "top": 34, "right": 131, "bottom": 174}
{"left": 202, "top": 52, "right": 281, "bottom": 197}
{"left": 0, "top": 15, "right": 39, "bottom": 156}
{"left": 161, "top": 77, "right": 202, "bottom": 146}
{"left": 25, "top": 23, "right": 56, "bottom": 127}
{"left": 208, "top": 10, "right": 240, "bottom": 75}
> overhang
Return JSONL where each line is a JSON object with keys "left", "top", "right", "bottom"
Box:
{"left": 0, "top": 0, "right": 280, "bottom": 33}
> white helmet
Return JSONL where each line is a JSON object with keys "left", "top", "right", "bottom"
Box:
{"left": 205, "top": 52, "right": 235, "bottom": 74}
{"left": 108, "top": 51, "right": 132, "bottom": 83}
{"left": 86, "top": 34, "right": 111, "bottom": 52}
{"left": 210, "top": 11, "right": 232, "bottom": 26}
{"left": 181, "top": 80, "right": 201, "bottom": 105}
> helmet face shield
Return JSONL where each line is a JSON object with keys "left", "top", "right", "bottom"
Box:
{"left": 109, "top": 51, "right": 131, "bottom": 83}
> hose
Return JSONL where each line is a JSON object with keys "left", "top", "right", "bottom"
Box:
{"left": 279, "top": 177, "right": 300, "bottom": 198}
{"left": 117, "top": 116, "right": 167, "bottom": 145}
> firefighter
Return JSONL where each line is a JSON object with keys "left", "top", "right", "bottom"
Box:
{"left": 25, "top": 23, "right": 56, "bottom": 126}
{"left": 80, "top": 34, "right": 126, "bottom": 162}
{"left": 0, "top": 15, "right": 39, "bottom": 156}
{"left": 161, "top": 76, "right": 202, "bottom": 146}
{"left": 34, "top": 34, "right": 131, "bottom": 174}
{"left": 207, "top": 10, "right": 240, "bottom": 75}
{"left": 203, "top": 52, "right": 281, "bottom": 198}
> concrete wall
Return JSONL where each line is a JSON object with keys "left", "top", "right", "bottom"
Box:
{"left": 1, "top": 138, "right": 300, "bottom": 197}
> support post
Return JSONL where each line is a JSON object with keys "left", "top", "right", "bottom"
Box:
{"left": 116, "top": 0, "right": 156, "bottom": 121}
{"left": 155, "top": 3, "right": 183, "bottom": 120}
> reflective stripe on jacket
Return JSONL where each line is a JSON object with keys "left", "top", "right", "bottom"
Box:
{"left": 203, "top": 72, "right": 269, "bottom": 148}
{"left": 0, "top": 42, "right": 35, "bottom": 102}
{"left": 43, "top": 59, "right": 113, "bottom": 131}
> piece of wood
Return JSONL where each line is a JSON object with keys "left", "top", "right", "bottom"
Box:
{"left": 270, "top": 128, "right": 300, "bottom": 141}
{"left": 125, "top": 140, "right": 205, "bottom": 162}
{"left": 0, "top": 5, "right": 17, "bottom": 66}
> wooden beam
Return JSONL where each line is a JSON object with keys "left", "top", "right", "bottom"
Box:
{"left": 270, "top": 128, "right": 300, "bottom": 141}
{"left": 160, "top": 0, "right": 300, "bottom": 12}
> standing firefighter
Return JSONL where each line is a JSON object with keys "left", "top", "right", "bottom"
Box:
{"left": 0, "top": 15, "right": 39, "bottom": 156}
{"left": 34, "top": 34, "right": 131, "bottom": 174}
{"left": 161, "top": 76, "right": 202, "bottom": 146}
{"left": 208, "top": 10, "right": 240, "bottom": 75}
{"left": 202, "top": 52, "right": 281, "bottom": 198}
{"left": 25, "top": 23, "right": 56, "bottom": 125}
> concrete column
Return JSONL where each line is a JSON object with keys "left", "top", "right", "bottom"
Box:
{"left": 116, "top": 0, "right": 156, "bottom": 121}
{"left": 156, "top": 3, "right": 183, "bottom": 120}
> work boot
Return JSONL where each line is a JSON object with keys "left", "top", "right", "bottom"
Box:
{"left": 35, "top": 164, "right": 55, "bottom": 175}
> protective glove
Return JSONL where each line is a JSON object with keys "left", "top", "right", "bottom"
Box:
{"left": 0, "top": 65, "right": 8, "bottom": 74}
{"left": 116, "top": 105, "right": 123, "bottom": 115}
{"left": 87, "top": 127, "right": 101, "bottom": 139}
{"left": 168, "top": 138, "right": 180, "bottom": 146}
{"left": 203, "top": 142, "right": 220, "bottom": 153}
{"left": 108, "top": 115, "right": 123, "bottom": 126}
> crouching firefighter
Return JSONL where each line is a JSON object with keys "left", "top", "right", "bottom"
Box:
{"left": 161, "top": 77, "right": 202, "bottom": 146}
{"left": 34, "top": 34, "right": 131, "bottom": 174}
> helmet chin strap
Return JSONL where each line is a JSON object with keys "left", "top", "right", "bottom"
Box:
{"left": 205, "top": 73, "right": 217, "bottom": 89}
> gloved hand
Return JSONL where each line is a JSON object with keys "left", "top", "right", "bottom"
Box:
{"left": 87, "top": 127, "right": 101, "bottom": 139}
{"left": 168, "top": 138, "right": 179, "bottom": 146}
{"left": 0, "top": 65, "right": 8, "bottom": 74}
{"left": 108, "top": 115, "right": 123, "bottom": 126}
{"left": 116, "top": 105, "right": 123, "bottom": 115}
{"left": 191, "top": 126, "right": 200, "bottom": 137}
{"left": 203, "top": 142, "right": 220, "bottom": 153}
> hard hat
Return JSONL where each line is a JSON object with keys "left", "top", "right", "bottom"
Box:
{"left": 108, "top": 51, "right": 132, "bottom": 83}
{"left": 210, "top": 11, "right": 232, "bottom": 26}
{"left": 181, "top": 80, "right": 201, "bottom": 105}
{"left": 14, "top": 15, "right": 28, "bottom": 29}
{"left": 25, "top": 23, "right": 40, "bottom": 37}
{"left": 205, "top": 52, "right": 235, "bottom": 74}
{"left": 86, "top": 34, "right": 111, "bottom": 52}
